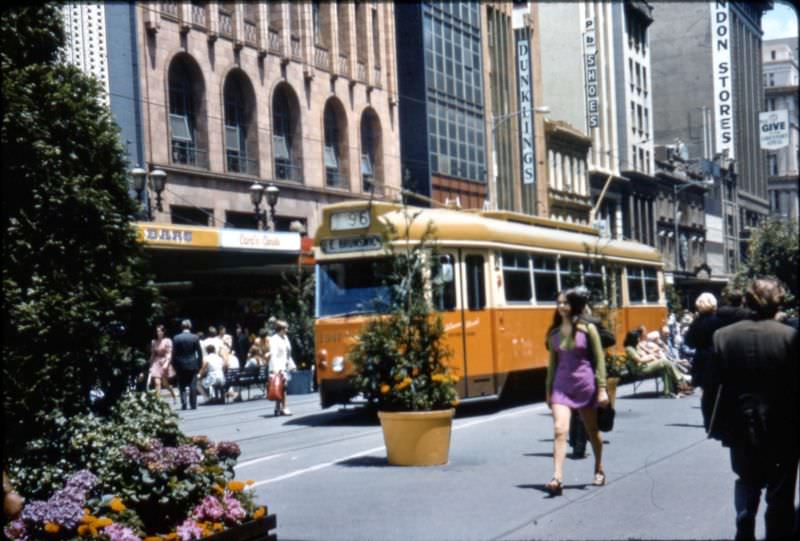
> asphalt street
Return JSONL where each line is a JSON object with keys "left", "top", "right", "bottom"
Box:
{"left": 176, "top": 381, "right": 783, "bottom": 541}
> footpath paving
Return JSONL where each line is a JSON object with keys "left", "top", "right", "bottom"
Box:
{"left": 178, "top": 380, "right": 791, "bottom": 541}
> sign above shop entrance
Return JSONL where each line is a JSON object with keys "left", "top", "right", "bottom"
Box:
{"left": 135, "top": 223, "right": 218, "bottom": 249}
{"left": 219, "top": 229, "right": 301, "bottom": 252}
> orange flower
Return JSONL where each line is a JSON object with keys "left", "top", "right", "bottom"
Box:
{"left": 380, "top": 383, "right": 390, "bottom": 395}
{"left": 411, "top": 367, "right": 419, "bottom": 377}
{"left": 78, "top": 525, "right": 91, "bottom": 536}
{"left": 143, "top": 537, "right": 162, "bottom": 541}
{"left": 253, "top": 507, "right": 267, "bottom": 520}
{"left": 450, "top": 399, "right": 460, "bottom": 407}
{"left": 227, "top": 480, "right": 245, "bottom": 492}
{"left": 212, "top": 483, "right": 225, "bottom": 495}
{"left": 212, "top": 522, "right": 225, "bottom": 532}
{"left": 245, "top": 479, "right": 255, "bottom": 486}
{"left": 110, "top": 497, "right": 127, "bottom": 513}
{"left": 44, "top": 522, "right": 60, "bottom": 534}
{"left": 81, "top": 513, "right": 97, "bottom": 525}
{"left": 164, "top": 534, "right": 178, "bottom": 540}
{"left": 93, "top": 517, "right": 113, "bottom": 528}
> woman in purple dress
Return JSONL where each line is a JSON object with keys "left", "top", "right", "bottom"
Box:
{"left": 544, "top": 289, "right": 609, "bottom": 495}
{"left": 149, "top": 324, "right": 176, "bottom": 403}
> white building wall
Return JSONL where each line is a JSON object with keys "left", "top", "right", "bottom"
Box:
{"left": 61, "top": 2, "right": 110, "bottom": 105}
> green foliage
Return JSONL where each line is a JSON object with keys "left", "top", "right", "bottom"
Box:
{"left": 348, "top": 209, "right": 459, "bottom": 412}
{"left": 271, "top": 262, "right": 316, "bottom": 369}
{"left": 2, "top": 5, "right": 161, "bottom": 456}
{"left": 605, "top": 353, "right": 629, "bottom": 379}
{"left": 665, "top": 284, "right": 683, "bottom": 313}
{"left": 732, "top": 218, "right": 799, "bottom": 307}
{"left": 7, "top": 392, "right": 255, "bottom": 535}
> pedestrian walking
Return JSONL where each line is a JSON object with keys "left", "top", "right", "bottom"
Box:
{"left": 148, "top": 324, "right": 176, "bottom": 403}
{"left": 716, "top": 288, "right": 754, "bottom": 327}
{"left": 268, "top": 320, "right": 296, "bottom": 416}
{"left": 234, "top": 323, "right": 250, "bottom": 364}
{"left": 705, "top": 278, "right": 799, "bottom": 541}
{"left": 171, "top": 319, "right": 203, "bottom": 410}
{"left": 197, "top": 344, "right": 226, "bottom": 404}
{"left": 684, "top": 292, "right": 722, "bottom": 390}
{"left": 544, "top": 289, "right": 609, "bottom": 495}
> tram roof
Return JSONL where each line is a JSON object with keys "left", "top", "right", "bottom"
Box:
{"left": 314, "top": 202, "right": 663, "bottom": 265}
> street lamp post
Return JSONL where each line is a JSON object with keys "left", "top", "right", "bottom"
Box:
{"left": 131, "top": 167, "right": 168, "bottom": 220}
{"left": 250, "top": 182, "right": 280, "bottom": 231}
{"left": 672, "top": 177, "right": 714, "bottom": 274}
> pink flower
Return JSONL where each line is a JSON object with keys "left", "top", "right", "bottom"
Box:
{"left": 222, "top": 493, "right": 246, "bottom": 522}
{"left": 104, "top": 523, "right": 142, "bottom": 541}
{"left": 192, "top": 495, "right": 224, "bottom": 521}
{"left": 176, "top": 519, "right": 203, "bottom": 541}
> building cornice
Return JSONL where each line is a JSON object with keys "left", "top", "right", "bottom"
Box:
{"left": 545, "top": 119, "right": 592, "bottom": 147}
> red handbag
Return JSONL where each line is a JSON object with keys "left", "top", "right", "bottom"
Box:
{"left": 267, "top": 373, "right": 284, "bottom": 401}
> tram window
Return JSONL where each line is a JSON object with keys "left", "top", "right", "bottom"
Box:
{"left": 465, "top": 255, "right": 485, "bottom": 310}
{"left": 432, "top": 254, "right": 457, "bottom": 311}
{"left": 559, "top": 257, "right": 582, "bottom": 290}
{"left": 627, "top": 266, "right": 644, "bottom": 303}
{"left": 533, "top": 255, "right": 558, "bottom": 303}
{"left": 584, "top": 260, "right": 604, "bottom": 303}
{"left": 644, "top": 267, "right": 659, "bottom": 302}
{"left": 502, "top": 252, "right": 532, "bottom": 302}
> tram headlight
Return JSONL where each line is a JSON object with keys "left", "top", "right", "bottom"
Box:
{"left": 332, "top": 356, "right": 345, "bottom": 373}
{"left": 318, "top": 349, "right": 328, "bottom": 369}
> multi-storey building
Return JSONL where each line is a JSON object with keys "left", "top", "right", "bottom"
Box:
{"left": 539, "top": 0, "right": 656, "bottom": 241}
{"left": 763, "top": 37, "right": 800, "bottom": 222}
{"left": 650, "top": 1, "right": 771, "bottom": 281}
{"left": 395, "top": 1, "right": 547, "bottom": 212}
{"left": 61, "top": 2, "right": 110, "bottom": 106}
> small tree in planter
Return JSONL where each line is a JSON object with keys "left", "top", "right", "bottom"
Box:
{"left": 348, "top": 207, "right": 459, "bottom": 465}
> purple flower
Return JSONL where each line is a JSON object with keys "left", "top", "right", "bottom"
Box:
{"left": 19, "top": 470, "right": 96, "bottom": 530}
{"left": 65, "top": 470, "right": 98, "bottom": 493}
{"left": 223, "top": 493, "right": 246, "bottom": 522}
{"left": 176, "top": 518, "right": 203, "bottom": 540}
{"left": 192, "top": 495, "right": 224, "bottom": 521}
{"left": 215, "top": 441, "right": 241, "bottom": 460}
{"left": 3, "top": 519, "right": 29, "bottom": 541}
{"left": 104, "top": 523, "right": 142, "bottom": 541}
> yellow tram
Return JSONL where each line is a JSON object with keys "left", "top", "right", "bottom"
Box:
{"left": 313, "top": 201, "right": 666, "bottom": 408}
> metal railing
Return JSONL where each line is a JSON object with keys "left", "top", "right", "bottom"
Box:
{"left": 218, "top": 11, "right": 233, "bottom": 38}
{"left": 268, "top": 28, "right": 281, "bottom": 53}
{"left": 226, "top": 153, "right": 259, "bottom": 176}
{"left": 244, "top": 21, "right": 258, "bottom": 46}
{"left": 356, "top": 61, "right": 366, "bottom": 82}
{"left": 161, "top": 1, "right": 179, "bottom": 19}
{"left": 372, "top": 66, "right": 381, "bottom": 87}
{"left": 190, "top": 3, "right": 206, "bottom": 27}
{"left": 290, "top": 36, "right": 301, "bottom": 60}
{"left": 338, "top": 54, "right": 349, "bottom": 77}
{"left": 171, "top": 141, "right": 209, "bottom": 169}
{"left": 275, "top": 160, "right": 303, "bottom": 182}
{"left": 315, "top": 46, "right": 330, "bottom": 71}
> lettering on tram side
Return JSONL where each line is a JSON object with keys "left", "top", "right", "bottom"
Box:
{"left": 321, "top": 235, "right": 381, "bottom": 254}
{"left": 145, "top": 227, "right": 194, "bottom": 244}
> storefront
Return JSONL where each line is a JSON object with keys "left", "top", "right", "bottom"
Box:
{"left": 136, "top": 223, "right": 303, "bottom": 336}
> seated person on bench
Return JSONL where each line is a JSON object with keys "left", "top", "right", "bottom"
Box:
{"left": 624, "top": 329, "right": 691, "bottom": 398}
{"left": 198, "top": 344, "right": 226, "bottom": 404}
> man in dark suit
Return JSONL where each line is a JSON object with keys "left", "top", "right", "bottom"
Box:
{"left": 172, "top": 319, "right": 203, "bottom": 410}
{"left": 705, "top": 278, "right": 798, "bottom": 541}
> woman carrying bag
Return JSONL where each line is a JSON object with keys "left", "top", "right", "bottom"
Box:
{"left": 544, "top": 288, "right": 609, "bottom": 496}
{"left": 267, "top": 320, "right": 296, "bottom": 416}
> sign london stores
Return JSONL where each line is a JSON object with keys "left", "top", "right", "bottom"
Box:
{"left": 711, "top": 2, "right": 735, "bottom": 159}
{"left": 759, "top": 110, "right": 790, "bottom": 150}
{"left": 584, "top": 18, "right": 599, "bottom": 129}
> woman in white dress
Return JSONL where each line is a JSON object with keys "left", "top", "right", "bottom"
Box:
{"left": 267, "top": 320, "right": 296, "bottom": 416}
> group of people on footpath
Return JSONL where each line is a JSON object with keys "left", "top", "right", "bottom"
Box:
{"left": 543, "top": 278, "right": 799, "bottom": 540}
{"left": 146, "top": 318, "right": 297, "bottom": 415}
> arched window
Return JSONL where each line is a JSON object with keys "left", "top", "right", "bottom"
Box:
{"left": 360, "top": 108, "right": 382, "bottom": 192}
{"left": 168, "top": 54, "right": 207, "bottom": 168}
{"left": 272, "top": 84, "right": 303, "bottom": 181}
{"left": 324, "top": 99, "right": 348, "bottom": 188}
{"left": 224, "top": 70, "right": 258, "bottom": 175}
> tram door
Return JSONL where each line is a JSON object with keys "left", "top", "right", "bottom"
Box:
{"left": 458, "top": 251, "right": 496, "bottom": 398}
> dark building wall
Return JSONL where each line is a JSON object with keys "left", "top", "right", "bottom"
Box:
{"left": 105, "top": 2, "right": 143, "bottom": 169}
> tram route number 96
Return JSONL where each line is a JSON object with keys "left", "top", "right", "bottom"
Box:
{"left": 331, "top": 210, "right": 370, "bottom": 231}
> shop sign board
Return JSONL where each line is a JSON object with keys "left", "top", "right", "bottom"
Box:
{"left": 759, "top": 109, "right": 789, "bottom": 150}
{"left": 711, "top": 1, "right": 735, "bottom": 158}
{"left": 219, "top": 229, "right": 301, "bottom": 252}
{"left": 135, "top": 223, "right": 218, "bottom": 249}
{"left": 321, "top": 235, "right": 382, "bottom": 254}
{"left": 516, "top": 32, "right": 535, "bottom": 186}
{"left": 583, "top": 18, "right": 599, "bottom": 129}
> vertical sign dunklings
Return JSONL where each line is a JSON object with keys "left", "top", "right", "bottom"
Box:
{"left": 584, "top": 18, "right": 599, "bottom": 129}
{"left": 516, "top": 32, "right": 535, "bottom": 186}
{"left": 711, "top": 2, "right": 735, "bottom": 158}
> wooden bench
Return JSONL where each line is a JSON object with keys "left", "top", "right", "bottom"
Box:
{"left": 224, "top": 365, "right": 269, "bottom": 402}
{"left": 625, "top": 353, "right": 663, "bottom": 396}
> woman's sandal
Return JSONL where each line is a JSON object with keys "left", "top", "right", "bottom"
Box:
{"left": 593, "top": 471, "right": 607, "bottom": 486}
{"left": 545, "top": 477, "right": 563, "bottom": 496}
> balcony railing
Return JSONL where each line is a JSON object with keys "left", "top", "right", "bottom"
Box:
{"left": 315, "top": 46, "right": 330, "bottom": 71}
{"left": 161, "top": 2, "right": 179, "bottom": 19}
{"left": 190, "top": 3, "right": 206, "bottom": 27}
{"left": 338, "top": 54, "right": 349, "bottom": 76}
{"left": 290, "top": 35, "right": 301, "bottom": 60}
{"left": 244, "top": 21, "right": 257, "bottom": 46}
{"left": 372, "top": 66, "right": 381, "bottom": 87}
{"left": 326, "top": 169, "right": 345, "bottom": 188}
{"left": 171, "top": 141, "right": 209, "bottom": 169}
{"left": 219, "top": 11, "right": 233, "bottom": 38}
{"left": 268, "top": 28, "right": 281, "bottom": 53}
{"left": 275, "top": 160, "right": 303, "bottom": 182}
{"left": 226, "top": 153, "right": 259, "bottom": 176}
{"left": 356, "top": 61, "right": 366, "bottom": 82}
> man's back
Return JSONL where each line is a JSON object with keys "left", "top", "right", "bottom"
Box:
{"left": 173, "top": 331, "right": 201, "bottom": 371}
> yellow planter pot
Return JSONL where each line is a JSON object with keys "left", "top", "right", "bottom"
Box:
{"left": 378, "top": 409, "right": 455, "bottom": 466}
{"left": 607, "top": 377, "right": 620, "bottom": 408}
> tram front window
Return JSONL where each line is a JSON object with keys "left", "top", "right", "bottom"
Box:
{"left": 316, "top": 259, "right": 396, "bottom": 317}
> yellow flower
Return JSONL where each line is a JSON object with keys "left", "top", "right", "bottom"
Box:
{"left": 109, "top": 497, "right": 126, "bottom": 513}
{"left": 450, "top": 399, "right": 460, "bottom": 407}
{"left": 165, "top": 534, "right": 178, "bottom": 540}
{"left": 44, "top": 522, "right": 60, "bottom": 534}
{"left": 431, "top": 374, "right": 446, "bottom": 383}
{"left": 245, "top": 479, "right": 255, "bottom": 486}
{"left": 379, "top": 383, "right": 390, "bottom": 395}
{"left": 212, "top": 483, "right": 225, "bottom": 495}
{"left": 143, "top": 537, "right": 162, "bottom": 541}
{"left": 227, "top": 480, "right": 245, "bottom": 492}
{"left": 212, "top": 522, "right": 225, "bottom": 532}
{"left": 253, "top": 507, "right": 267, "bottom": 520}
{"left": 411, "top": 367, "right": 419, "bottom": 377}
{"left": 394, "top": 377, "right": 412, "bottom": 391}
{"left": 449, "top": 374, "right": 460, "bottom": 383}
{"left": 81, "top": 513, "right": 97, "bottom": 525}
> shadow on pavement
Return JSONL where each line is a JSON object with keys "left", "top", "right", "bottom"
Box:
{"left": 524, "top": 452, "right": 553, "bottom": 458}
{"left": 665, "top": 422, "right": 705, "bottom": 428}
{"left": 280, "top": 408, "right": 379, "bottom": 427}
{"left": 517, "top": 483, "right": 591, "bottom": 496}
{"left": 336, "top": 456, "right": 388, "bottom": 468}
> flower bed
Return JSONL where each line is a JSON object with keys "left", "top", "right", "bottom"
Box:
{"left": 5, "top": 393, "right": 273, "bottom": 540}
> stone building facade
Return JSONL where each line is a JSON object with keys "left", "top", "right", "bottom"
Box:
{"left": 137, "top": 1, "right": 400, "bottom": 234}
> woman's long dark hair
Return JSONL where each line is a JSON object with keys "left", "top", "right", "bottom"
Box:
{"left": 623, "top": 329, "right": 641, "bottom": 348}
{"left": 545, "top": 288, "right": 589, "bottom": 348}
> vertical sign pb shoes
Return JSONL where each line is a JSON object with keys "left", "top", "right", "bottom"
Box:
{"left": 711, "top": 1, "right": 735, "bottom": 158}
{"left": 584, "top": 18, "right": 599, "bottom": 129}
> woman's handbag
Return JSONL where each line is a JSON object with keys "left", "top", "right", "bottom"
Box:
{"left": 267, "top": 373, "right": 284, "bottom": 401}
{"left": 597, "top": 405, "right": 615, "bottom": 432}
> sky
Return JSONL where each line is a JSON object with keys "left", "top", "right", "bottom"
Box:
{"left": 762, "top": 1, "right": 799, "bottom": 40}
